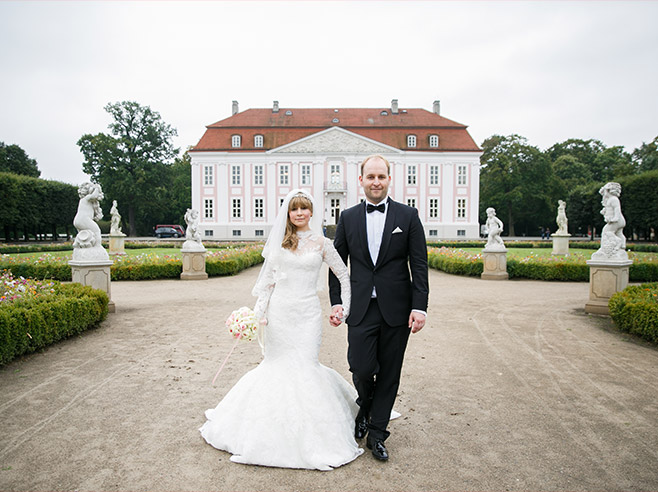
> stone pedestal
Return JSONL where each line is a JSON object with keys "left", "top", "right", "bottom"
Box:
{"left": 585, "top": 259, "right": 633, "bottom": 315}
{"left": 551, "top": 234, "right": 571, "bottom": 256}
{"left": 481, "top": 250, "right": 509, "bottom": 280}
{"left": 108, "top": 235, "right": 126, "bottom": 256}
{"left": 69, "top": 260, "right": 115, "bottom": 313}
{"left": 181, "top": 251, "right": 208, "bottom": 280}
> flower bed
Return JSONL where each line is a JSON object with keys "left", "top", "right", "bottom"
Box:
{"left": 0, "top": 245, "right": 265, "bottom": 281}
{"left": 427, "top": 248, "right": 658, "bottom": 282}
{"left": 609, "top": 283, "right": 658, "bottom": 344}
{"left": 0, "top": 271, "right": 109, "bottom": 365}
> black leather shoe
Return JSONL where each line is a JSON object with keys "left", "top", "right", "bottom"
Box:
{"left": 354, "top": 415, "right": 368, "bottom": 439}
{"left": 366, "top": 437, "right": 389, "bottom": 461}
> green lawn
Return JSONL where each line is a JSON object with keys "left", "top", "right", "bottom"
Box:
{"left": 452, "top": 247, "right": 657, "bottom": 261}
{"left": 5, "top": 248, "right": 223, "bottom": 259}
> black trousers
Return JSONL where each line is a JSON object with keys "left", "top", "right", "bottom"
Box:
{"left": 347, "top": 297, "right": 411, "bottom": 441}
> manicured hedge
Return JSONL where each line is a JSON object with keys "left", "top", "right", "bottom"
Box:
{"left": 507, "top": 259, "right": 589, "bottom": 281}
{"left": 0, "top": 283, "right": 109, "bottom": 365}
{"left": 609, "top": 283, "right": 658, "bottom": 344}
{"left": 428, "top": 247, "right": 658, "bottom": 282}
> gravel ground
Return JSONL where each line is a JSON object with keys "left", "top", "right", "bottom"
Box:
{"left": 1, "top": 266, "right": 657, "bottom": 491}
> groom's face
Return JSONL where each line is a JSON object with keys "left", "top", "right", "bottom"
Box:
{"left": 359, "top": 157, "right": 390, "bottom": 204}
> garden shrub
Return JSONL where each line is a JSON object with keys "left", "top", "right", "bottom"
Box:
{"left": 0, "top": 280, "right": 109, "bottom": 365}
{"left": 609, "top": 283, "right": 658, "bottom": 344}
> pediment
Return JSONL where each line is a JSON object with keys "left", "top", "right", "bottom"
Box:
{"left": 268, "top": 127, "right": 401, "bottom": 154}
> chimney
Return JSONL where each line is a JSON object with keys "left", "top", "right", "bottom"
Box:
{"left": 273, "top": 100, "right": 279, "bottom": 113}
{"left": 232, "top": 100, "right": 239, "bottom": 115}
{"left": 391, "top": 99, "right": 399, "bottom": 114}
{"left": 433, "top": 100, "right": 440, "bottom": 115}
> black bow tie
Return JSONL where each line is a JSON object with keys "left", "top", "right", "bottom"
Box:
{"left": 367, "top": 203, "right": 386, "bottom": 214}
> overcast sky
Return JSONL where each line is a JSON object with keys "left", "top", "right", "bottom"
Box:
{"left": 1, "top": 1, "right": 657, "bottom": 185}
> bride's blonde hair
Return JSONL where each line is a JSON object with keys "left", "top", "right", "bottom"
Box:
{"left": 282, "top": 193, "right": 313, "bottom": 250}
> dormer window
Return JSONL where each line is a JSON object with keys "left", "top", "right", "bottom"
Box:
{"left": 407, "top": 135, "right": 417, "bottom": 148}
{"left": 429, "top": 134, "right": 439, "bottom": 148}
{"left": 231, "top": 135, "right": 241, "bottom": 148}
{"left": 254, "top": 135, "right": 263, "bottom": 148}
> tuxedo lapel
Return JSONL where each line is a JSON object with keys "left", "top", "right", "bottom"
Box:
{"left": 357, "top": 201, "right": 374, "bottom": 269}
{"left": 376, "top": 199, "right": 397, "bottom": 268}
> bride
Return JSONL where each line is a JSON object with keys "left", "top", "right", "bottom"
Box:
{"left": 199, "top": 189, "right": 362, "bottom": 470}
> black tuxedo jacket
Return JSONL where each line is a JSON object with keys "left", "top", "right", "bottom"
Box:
{"left": 329, "top": 199, "right": 429, "bottom": 327}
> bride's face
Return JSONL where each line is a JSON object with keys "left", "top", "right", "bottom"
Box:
{"left": 289, "top": 206, "right": 312, "bottom": 231}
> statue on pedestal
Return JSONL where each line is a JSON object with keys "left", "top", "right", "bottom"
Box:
{"left": 110, "top": 200, "right": 125, "bottom": 236}
{"left": 484, "top": 207, "right": 506, "bottom": 252}
{"left": 591, "top": 182, "right": 628, "bottom": 261}
{"left": 72, "top": 182, "right": 109, "bottom": 262}
{"left": 556, "top": 200, "right": 569, "bottom": 235}
{"left": 182, "top": 208, "right": 205, "bottom": 252}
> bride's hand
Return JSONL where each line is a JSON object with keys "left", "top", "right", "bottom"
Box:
{"left": 259, "top": 317, "right": 268, "bottom": 326}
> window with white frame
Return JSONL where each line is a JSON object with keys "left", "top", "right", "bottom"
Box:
{"left": 301, "top": 164, "right": 311, "bottom": 185}
{"left": 407, "top": 164, "right": 417, "bottom": 185}
{"left": 253, "top": 164, "right": 263, "bottom": 185}
{"left": 254, "top": 198, "right": 263, "bottom": 218}
{"left": 204, "top": 165, "right": 213, "bottom": 186}
{"left": 232, "top": 198, "right": 241, "bottom": 219}
{"left": 255, "top": 230, "right": 264, "bottom": 237}
{"left": 204, "top": 199, "right": 214, "bottom": 219}
{"left": 429, "top": 229, "right": 438, "bottom": 237}
{"left": 457, "top": 165, "right": 467, "bottom": 185}
{"left": 457, "top": 198, "right": 466, "bottom": 219}
{"left": 430, "top": 165, "right": 439, "bottom": 185}
{"left": 205, "top": 230, "right": 214, "bottom": 237}
{"left": 279, "top": 164, "right": 289, "bottom": 185}
{"left": 254, "top": 135, "right": 263, "bottom": 148}
{"left": 429, "top": 134, "right": 439, "bottom": 148}
{"left": 280, "top": 198, "right": 285, "bottom": 208}
{"left": 429, "top": 198, "right": 439, "bottom": 219}
{"left": 457, "top": 229, "right": 466, "bottom": 236}
{"left": 407, "top": 135, "right": 417, "bottom": 148}
{"left": 231, "top": 165, "right": 241, "bottom": 185}
{"left": 407, "top": 198, "right": 417, "bottom": 209}
{"left": 231, "top": 135, "right": 241, "bottom": 148}
{"left": 232, "top": 230, "right": 241, "bottom": 237}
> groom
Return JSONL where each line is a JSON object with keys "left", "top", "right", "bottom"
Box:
{"left": 329, "top": 154, "right": 429, "bottom": 462}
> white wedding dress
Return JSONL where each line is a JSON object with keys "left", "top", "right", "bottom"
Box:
{"left": 199, "top": 231, "right": 362, "bottom": 470}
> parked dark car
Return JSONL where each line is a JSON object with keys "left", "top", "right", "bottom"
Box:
{"left": 154, "top": 226, "right": 182, "bottom": 238}
{"left": 156, "top": 224, "right": 185, "bottom": 236}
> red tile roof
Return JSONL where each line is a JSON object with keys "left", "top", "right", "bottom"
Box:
{"left": 191, "top": 107, "right": 480, "bottom": 152}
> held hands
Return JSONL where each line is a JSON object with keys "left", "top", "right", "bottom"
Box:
{"left": 329, "top": 305, "right": 344, "bottom": 327}
{"left": 408, "top": 311, "right": 426, "bottom": 333}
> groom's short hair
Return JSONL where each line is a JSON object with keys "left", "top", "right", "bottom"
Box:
{"left": 360, "top": 155, "right": 391, "bottom": 176}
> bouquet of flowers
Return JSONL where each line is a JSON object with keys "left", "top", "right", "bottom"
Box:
{"left": 225, "top": 306, "right": 258, "bottom": 342}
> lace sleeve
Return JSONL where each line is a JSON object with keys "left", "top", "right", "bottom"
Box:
{"left": 252, "top": 258, "right": 276, "bottom": 320}
{"left": 322, "top": 238, "right": 351, "bottom": 319}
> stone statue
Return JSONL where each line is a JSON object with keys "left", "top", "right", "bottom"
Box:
{"left": 182, "top": 208, "right": 205, "bottom": 252}
{"left": 72, "top": 182, "right": 109, "bottom": 261}
{"left": 110, "top": 200, "right": 125, "bottom": 236}
{"left": 556, "top": 200, "right": 569, "bottom": 235}
{"left": 484, "top": 207, "right": 506, "bottom": 251}
{"left": 591, "top": 182, "right": 628, "bottom": 261}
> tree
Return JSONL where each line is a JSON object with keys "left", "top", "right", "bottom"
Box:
{"left": 0, "top": 142, "right": 40, "bottom": 177}
{"left": 77, "top": 101, "right": 179, "bottom": 236}
{"left": 632, "top": 136, "right": 658, "bottom": 174}
{"left": 547, "top": 138, "right": 612, "bottom": 182}
{"left": 479, "top": 135, "right": 555, "bottom": 236}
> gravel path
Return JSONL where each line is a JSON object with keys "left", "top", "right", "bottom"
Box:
{"left": 1, "top": 267, "right": 657, "bottom": 491}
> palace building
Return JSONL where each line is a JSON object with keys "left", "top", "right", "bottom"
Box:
{"left": 189, "top": 100, "right": 482, "bottom": 240}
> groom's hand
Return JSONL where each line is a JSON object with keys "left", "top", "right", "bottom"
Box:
{"left": 329, "top": 305, "right": 344, "bottom": 327}
{"left": 409, "top": 311, "right": 426, "bottom": 333}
